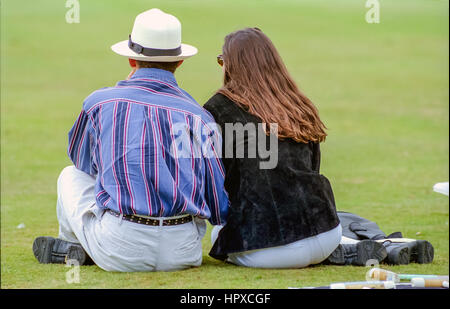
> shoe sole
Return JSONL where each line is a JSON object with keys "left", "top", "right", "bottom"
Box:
{"left": 412, "top": 240, "right": 434, "bottom": 264}
{"left": 326, "top": 244, "right": 346, "bottom": 264}
{"left": 354, "top": 240, "right": 387, "bottom": 266}
{"left": 33, "top": 236, "right": 56, "bottom": 264}
{"left": 66, "top": 245, "right": 89, "bottom": 265}
{"left": 33, "top": 236, "right": 90, "bottom": 265}
{"left": 386, "top": 246, "right": 410, "bottom": 265}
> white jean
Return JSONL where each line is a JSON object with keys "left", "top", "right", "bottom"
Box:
{"left": 211, "top": 224, "right": 342, "bottom": 269}
{"left": 56, "top": 166, "right": 207, "bottom": 272}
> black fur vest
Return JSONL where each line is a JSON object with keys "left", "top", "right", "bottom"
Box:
{"left": 204, "top": 93, "right": 340, "bottom": 261}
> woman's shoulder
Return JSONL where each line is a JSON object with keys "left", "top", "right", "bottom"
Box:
{"left": 204, "top": 93, "right": 234, "bottom": 113}
{"left": 204, "top": 92, "right": 259, "bottom": 125}
{"left": 204, "top": 93, "right": 246, "bottom": 122}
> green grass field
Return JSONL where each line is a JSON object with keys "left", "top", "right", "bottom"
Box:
{"left": 1, "top": 0, "right": 448, "bottom": 289}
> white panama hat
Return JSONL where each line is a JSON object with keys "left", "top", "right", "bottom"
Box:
{"left": 111, "top": 8, "right": 197, "bottom": 62}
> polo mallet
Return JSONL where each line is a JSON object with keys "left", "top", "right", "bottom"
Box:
{"left": 329, "top": 281, "right": 396, "bottom": 289}
{"left": 411, "top": 278, "right": 449, "bottom": 288}
{"left": 367, "top": 268, "right": 449, "bottom": 287}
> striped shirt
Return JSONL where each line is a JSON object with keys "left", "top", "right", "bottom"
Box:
{"left": 67, "top": 68, "right": 228, "bottom": 225}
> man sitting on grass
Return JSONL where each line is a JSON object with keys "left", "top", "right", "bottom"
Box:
{"left": 32, "top": 8, "right": 228, "bottom": 272}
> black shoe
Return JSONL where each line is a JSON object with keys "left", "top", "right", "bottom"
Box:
{"left": 382, "top": 240, "right": 434, "bottom": 265}
{"left": 384, "top": 241, "right": 410, "bottom": 265}
{"left": 32, "top": 236, "right": 93, "bottom": 265}
{"left": 325, "top": 240, "right": 387, "bottom": 266}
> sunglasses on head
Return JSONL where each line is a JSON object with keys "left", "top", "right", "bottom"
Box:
{"left": 217, "top": 54, "right": 224, "bottom": 67}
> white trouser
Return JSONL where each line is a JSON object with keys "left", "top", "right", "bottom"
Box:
{"left": 56, "top": 166, "right": 207, "bottom": 272}
{"left": 211, "top": 224, "right": 342, "bottom": 269}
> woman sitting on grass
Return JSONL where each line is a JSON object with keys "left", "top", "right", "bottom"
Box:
{"left": 204, "top": 27, "right": 387, "bottom": 268}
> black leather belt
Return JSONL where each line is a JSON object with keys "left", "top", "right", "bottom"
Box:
{"left": 108, "top": 210, "right": 192, "bottom": 226}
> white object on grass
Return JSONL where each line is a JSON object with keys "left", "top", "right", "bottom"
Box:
{"left": 433, "top": 182, "right": 449, "bottom": 196}
{"left": 17, "top": 223, "right": 26, "bottom": 229}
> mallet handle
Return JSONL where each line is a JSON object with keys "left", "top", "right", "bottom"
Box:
{"left": 411, "top": 278, "right": 449, "bottom": 288}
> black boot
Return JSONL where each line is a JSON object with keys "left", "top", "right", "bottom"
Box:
{"left": 32, "top": 236, "right": 94, "bottom": 265}
{"left": 381, "top": 239, "right": 434, "bottom": 265}
{"left": 325, "top": 240, "right": 387, "bottom": 266}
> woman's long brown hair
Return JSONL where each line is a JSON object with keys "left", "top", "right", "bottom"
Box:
{"left": 217, "top": 27, "right": 327, "bottom": 143}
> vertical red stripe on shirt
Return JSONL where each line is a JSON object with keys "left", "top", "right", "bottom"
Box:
{"left": 167, "top": 110, "right": 178, "bottom": 211}
{"left": 186, "top": 115, "right": 195, "bottom": 213}
{"left": 122, "top": 103, "right": 135, "bottom": 214}
{"left": 98, "top": 105, "right": 105, "bottom": 188}
{"left": 149, "top": 107, "right": 164, "bottom": 217}
{"left": 140, "top": 121, "right": 152, "bottom": 216}
{"left": 111, "top": 102, "right": 122, "bottom": 213}
{"left": 206, "top": 158, "right": 221, "bottom": 225}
